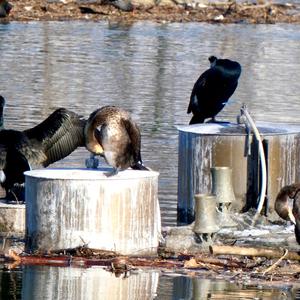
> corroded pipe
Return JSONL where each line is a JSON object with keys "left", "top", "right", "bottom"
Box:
{"left": 211, "top": 166, "right": 236, "bottom": 205}
{"left": 193, "top": 194, "right": 219, "bottom": 234}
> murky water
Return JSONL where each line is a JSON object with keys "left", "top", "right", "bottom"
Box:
{"left": 1, "top": 264, "right": 298, "bottom": 299}
{"left": 1, "top": 20, "right": 300, "bottom": 298}
{"left": 1, "top": 21, "right": 300, "bottom": 226}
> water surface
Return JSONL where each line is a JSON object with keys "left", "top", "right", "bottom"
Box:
{"left": 1, "top": 21, "right": 300, "bottom": 226}
{"left": 1, "top": 18, "right": 300, "bottom": 300}
{"left": 1, "top": 264, "right": 298, "bottom": 299}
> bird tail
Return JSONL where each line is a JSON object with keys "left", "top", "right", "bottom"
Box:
{"left": 131, "top": 161, "right": 150, "bottom": 171}
{"left": 189, "top": 115, "right": 205, "bottom": 125}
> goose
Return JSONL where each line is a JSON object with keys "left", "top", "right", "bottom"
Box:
{"left": 0, "top": 0, "right": 12, "bottom": 17}
{"left": 0, "top": 96, "right": 85, "bottom": 200}
{"left": 275, "top": 183, "right": 300, "bottom": 244}
{"left": 84, "top": 105, "right": 148, "bottom": 175}
{"left": 293, "top": 190, "right": 300, "bottom": 244}
{"left": 274, "top": 183, "right": 300, "bottom": 225}
{"left": 187, "top": 56, "right": 242, "bottom": 125}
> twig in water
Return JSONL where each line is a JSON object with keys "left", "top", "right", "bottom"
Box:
{"left": 262, "top": 249, "right": 288, "bottom": 275}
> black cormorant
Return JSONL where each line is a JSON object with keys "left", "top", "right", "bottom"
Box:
{"left": 187, "top": 56, "right": 242, "bottom": 125}
{"left": 0, "top": 0, "right": 12, "bottom": 17}
{"left": 0, "top": 96, "right": 85, "bottom": 200}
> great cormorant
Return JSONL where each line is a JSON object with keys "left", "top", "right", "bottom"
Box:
{"left": 187, "top": 56, "right": 242, "bottom": 125}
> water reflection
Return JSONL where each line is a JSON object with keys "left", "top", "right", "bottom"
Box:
{"left": 1, "top": 264, "right": 298, "bottom": 299}
{"left": 1, "top": 22, "right": 300, "bottom": 227}
{"left": 168, "top": 276, "right": 291, "bottom": 299}
{"left": 0, "top": 267, "right": 22, "bottom": 299}
{"left": 21, "top": 266, "right": 159, "bottom": 300}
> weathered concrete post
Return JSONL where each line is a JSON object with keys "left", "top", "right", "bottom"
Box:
{"left": 211, "top": 166, "right": 237, "bottom": 227}
{"left": 193, "top": 194, "right": 219, "bottom": 246}
{"left": 177, "top": 122, "right": 300, "bottom": 224}
{"left": 25, "top": 168, "right": 160, "bottom": 255}
{"left": 0, "top": 200, "right": 25, "bottom": 236}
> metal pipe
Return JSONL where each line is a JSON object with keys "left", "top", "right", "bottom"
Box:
{"left": 240, "top": 105, "right": 267, "bottom": 224}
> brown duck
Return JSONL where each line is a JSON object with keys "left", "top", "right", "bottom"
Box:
{"left": 84, "top": 105, "right": 148, "bottom": 175}
{"left": 275, "top": 183, "right": 300, "bottom": 244}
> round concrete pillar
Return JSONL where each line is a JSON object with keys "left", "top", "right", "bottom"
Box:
{"left": 177, "top": 122, "right": 300, "bottom": 224}
{"left": 25, "top": 168, "right": 160, "bottom": 255}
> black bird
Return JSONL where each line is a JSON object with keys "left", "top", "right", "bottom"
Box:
{"left": 0, "top": 98, "right": 148, "bottom": 199}
{"left": 187, "top": 56, "right": 242, "bottom": 125}
{"left": 0, "top": 0, "right": 12, "bottom": 18}
{"left": 0, "top": 96, "right": 85, "bottom": 200}
{"left": 84, "top": 105, "right": 149, "bottom": 175}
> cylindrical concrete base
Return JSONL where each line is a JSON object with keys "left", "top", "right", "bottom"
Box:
{"left": 0, "top": 200, "right": 25, "bottom": 236}
{"left": 177, "top": 122, "right": 300, "bottom": 224}
{"left": 25, "top": 168, "right": 160, "bottom": 255}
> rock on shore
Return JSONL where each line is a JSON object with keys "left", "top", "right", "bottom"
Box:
{"left": 2, "top": 0, "right": 300, "bottom": 23}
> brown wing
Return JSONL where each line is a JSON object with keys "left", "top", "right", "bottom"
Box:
{"left": 122, "top": 118, "right": 142, "bottom": 163}
{"left": 24, "top": 108, "right": 86, "bottom": 167}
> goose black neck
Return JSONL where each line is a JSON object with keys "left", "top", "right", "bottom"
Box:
{"left": 0, "top": 106, "right": 4, "bottom": 130}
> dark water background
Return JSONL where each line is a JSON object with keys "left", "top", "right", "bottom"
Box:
{"left": 1, "top": 21, "right": 300, "bottom": 298}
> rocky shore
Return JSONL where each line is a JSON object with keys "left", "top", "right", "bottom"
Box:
{"left": 3, "top": 0, "right": 300, "bottom": 24}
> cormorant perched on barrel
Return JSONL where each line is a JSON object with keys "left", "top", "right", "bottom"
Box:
{"left": 84, "top": 105, "right": 149, "bottom": 175}
{"left": 275, "top": 183, "right": 300, "bottom": 244}
{"left": 0, "top": 96, "right": 85, "bottom": 201}
{"left": 187, "top": 56, "right": 242, "bottom": 125}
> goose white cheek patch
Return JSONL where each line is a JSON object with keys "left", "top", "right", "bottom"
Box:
{"left": 0, "top": 170, "right": 6, "bottom": 183}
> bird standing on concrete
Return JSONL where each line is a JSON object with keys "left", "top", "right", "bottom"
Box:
{"left": 84, "top": 105, "right": 148, "bottom": 175}
{"left": 187, "top": 56, "right": 242, "bottom": 125}
{"left": 0, "top": 97, "right": 149, "bottom": 199}
{"left": 0, "top": 96, "right": 85, "bottom": 200}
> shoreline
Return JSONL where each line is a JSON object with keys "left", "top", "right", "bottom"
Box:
{"left": 3, "top": 1, "right": 300, "bottom": 24}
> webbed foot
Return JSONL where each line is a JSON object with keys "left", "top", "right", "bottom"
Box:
{"left": 105, "top": 168, "right": 120, "bottom": 177}
{"left": 85, "top": 154, "right": 99, "bottom": 169}
{"left": 206, "top": 117, "right": 230, "bottom": 124}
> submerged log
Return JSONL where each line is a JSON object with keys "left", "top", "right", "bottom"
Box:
{"left": 7, "top": 250, "right": 184, "bottom": 269}
{"left": 210, "top": 245, "right": 300, "bottom": 261}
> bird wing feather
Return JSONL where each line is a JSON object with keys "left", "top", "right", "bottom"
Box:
{"left": 188, "top": 67, "right": 226, "bottom": 115}
{"left": 24, "top": 108, "right": 86, "bottom": 167}
{"left": 187, "top": 73, "right": 207, "bottom": 114}
{"left": 121, "top": 118, "right": 142, "bottom": 163}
